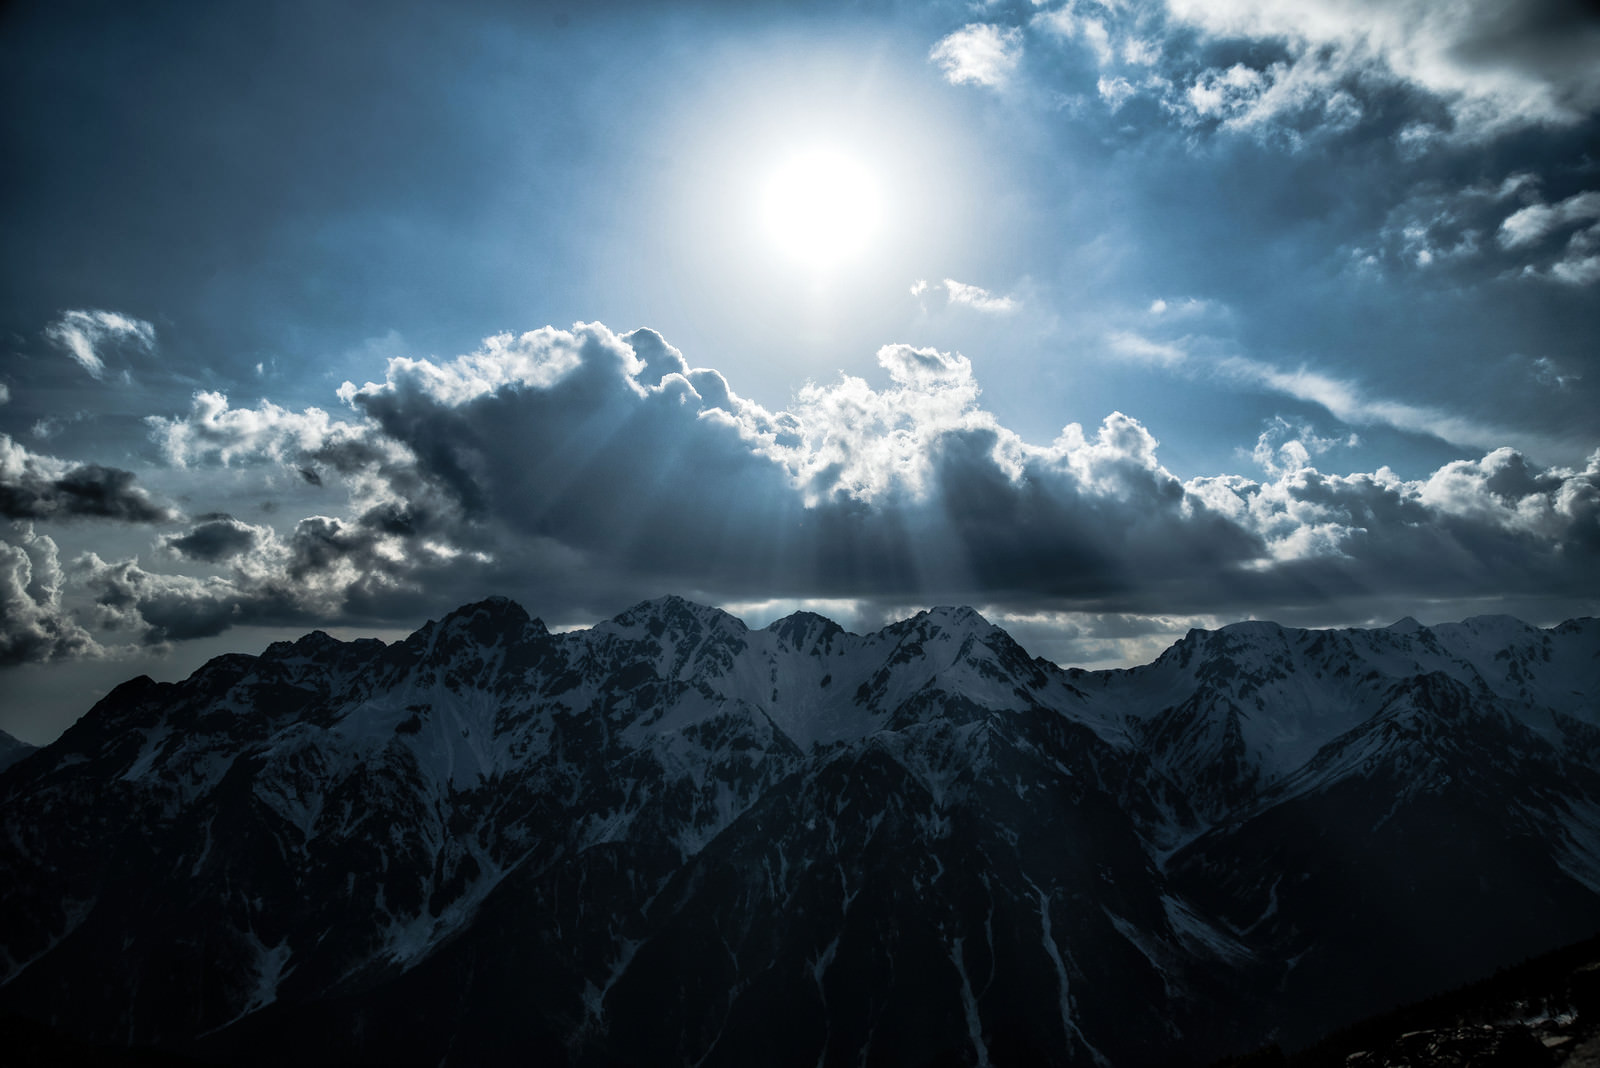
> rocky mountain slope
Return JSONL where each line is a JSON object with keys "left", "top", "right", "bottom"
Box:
{"left": 1, "top": 597, "right": 1596, "bottom": 1066}
{"left": 0, "top": 728, "right": 35, "bottom": 774}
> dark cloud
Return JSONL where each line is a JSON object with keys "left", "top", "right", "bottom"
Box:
{"left": 76, "top": 552, "right": 302, "bottom": 646}
{"left": 0, "top": 435, "right": 174, "bottom": 523}
{"left": 161, "top": 516, "right": 263, "bottom": 563}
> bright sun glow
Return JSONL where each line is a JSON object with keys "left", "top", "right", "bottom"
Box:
{"left": 760, "top": 148, "right": 884, "bottom": 272}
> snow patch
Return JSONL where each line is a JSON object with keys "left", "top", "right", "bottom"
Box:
{"left": 950, "top": 936, "right": 992, "bottom": 1067}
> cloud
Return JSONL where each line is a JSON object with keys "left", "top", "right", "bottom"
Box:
{"left": 0, "top": 319, "right": 1575, "bottom": 659}
{"left": 914, "top": 279, "right": 1020, "bottom": 314}
{"left": 0, "top": 525, "right": 103, "bottom": 665}
{"left": 1020, "top": 0, "right": 1598, "bottom": 148}
{"left": 1249, "top": 416, "right": 1358, "bottom": 477}
{"left": 1217, "top": 356, "right": 1516, "bottom": 452}
{"left": 1032, "top": 6, "right": 1115, "bottom": 66}
{"left": 149, "top": 391, "right": 391, "bottom": 471}
{"left": 1163, "top": 0, "right": 1600, "bottom": 137}
{"left": 43, "top": 309, "right": 155, "bottom": 380}
{"left": 942, "top": 279, "right": 1019, "bottom": 314}
{"left": 1347, "top": 172, "right": 1599, "bottom": 279}
{"left": 1497, "top": 190, "right": 1600, "bottom": 285}
{"left": 1498, "top": 190, "right": 1600, "bottom": 248}
{"left": 1532, "top": 357, "right": 1580, "bottom": 391}
{"left": 0, "top": 434, "right": 175, "bottom": 523}
{"left": 1106, "top": 331, "right": 1188, "bottom": 366}
{"left": 930, "top": 23, "right": 1023, "bottom": 88}
{"left": 160, "top": 514, "right": 267, "bottom": 564}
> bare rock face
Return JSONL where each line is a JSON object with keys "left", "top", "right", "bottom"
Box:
{"left": 1, "top": 600, "right": 1597, "bottom": 1066}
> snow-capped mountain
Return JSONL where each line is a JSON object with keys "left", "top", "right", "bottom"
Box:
{"left": 1, "top": 597, "right": 1596, "bottom": 1065}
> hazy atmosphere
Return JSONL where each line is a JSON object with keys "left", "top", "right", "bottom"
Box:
{"left": 3, "top": 0, "right": 1597, "bottom": 743}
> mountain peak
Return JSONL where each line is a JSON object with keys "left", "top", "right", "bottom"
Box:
{"left": 765, "top": 610, "right": 846, "bottom": 650}
{"left": 900, "top": 605, "right": 994, "bottom": 637}
{"left": 922, "top": 605, "right": 989, "bottom": 625}
{"left": 609, "top": 595, "right": 748, "bottom": 635}
{"left": 442, "top": 595, "right": 530, "bottom": 623}
{"left": 0, "top": 728, "right": 36, "bottom": 775}
{"left": 1387, "top": 615, "right": 1426, "bottom": 633}
{"left": 427, "top": 596, "right": 544, "bottom": 649}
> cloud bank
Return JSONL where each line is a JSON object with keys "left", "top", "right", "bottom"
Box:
{"left": 0, "top": 320, "right": 1567, "bottom": 657}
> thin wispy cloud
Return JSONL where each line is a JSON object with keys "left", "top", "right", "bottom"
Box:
{"left": 1105, "top": 331, "right": 1188, "bottom": 367}
{"left": 916, "top": 279, "right": 1020, "bottom": 314}
{"left": 43, "top": 310, "right": 155, "bottom": 381}
{"left": 1217, "top": 356, "right": 1518, "bottom": 453}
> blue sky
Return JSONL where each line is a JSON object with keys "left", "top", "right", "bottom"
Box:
{"left": 2, "top": 0, "right": 1597, "bottom": 741}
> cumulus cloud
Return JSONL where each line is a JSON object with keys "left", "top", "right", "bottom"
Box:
{"left": 930, "top": 23, "right": 1023, "bottom": 88}
{"left": 160, "top": 514, "right": 267, "bottom": 564}
{"left": 0, "top": 320, "right": 1578, "bottom": 658}
{"left": 149, "top": 391, "right": 391, "bottom": 471}
{"left": 1249, "top": 416, "right": 1358, "bottom": 477}
{"left": 0, "top": 525, "right": 102, "bottom": 665}
{"left": 44, "top": 309, "right": 155, "bottom": 380}
{"left": 0, "top": 434, "right": 174, "bottom": 523}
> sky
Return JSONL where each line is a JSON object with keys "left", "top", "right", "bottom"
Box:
{"left": 1, "top": 0, "right": 1597, "bottom": 743}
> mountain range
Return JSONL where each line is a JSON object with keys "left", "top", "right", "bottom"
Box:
{"left": 2, "top": 596, "right": 1597, "bottom": 1066}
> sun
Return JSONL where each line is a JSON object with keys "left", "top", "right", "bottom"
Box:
{"left": 760, "top": 147, "right": 884, "bottom": 272}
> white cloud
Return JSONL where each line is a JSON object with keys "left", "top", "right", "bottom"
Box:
{"left": 43, "top": 309, "right": 155, "bottom": 381}
{"left": 1146, "top": 296, "right": 1213, "bottom": 318}
{"left": 1249, "top": 416, "right": 1358, "bottom": 477}
{"left": 943, "top": 279, "right": 1019, "bottom": 314}
{"left": 1097, "top": 75, "right": 1138, "bottom": 110}
{"left": 148, "top": 391, "right": 392, "bottom": 472}
{"left": 930, "top": 23, "right": 1023, "bottom": 88}
{"left": 1105, "top": 330, "right": 1187, "bottom": 366}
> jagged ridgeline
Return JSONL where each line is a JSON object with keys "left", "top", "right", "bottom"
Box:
{"left": 1, "top": 597, "right": 1597, "bottom": 1066}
